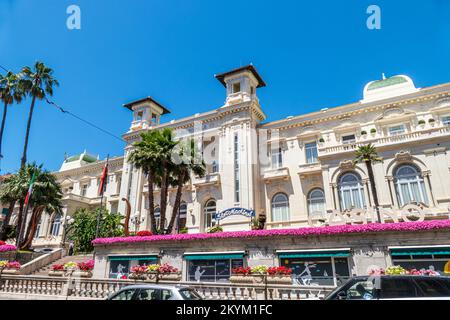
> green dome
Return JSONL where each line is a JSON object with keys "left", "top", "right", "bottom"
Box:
{"left": 367, "top": 76, "right": 408, "bottom": 91}
{"left": 65, "top": 153, "right": 97, "bottom": 163}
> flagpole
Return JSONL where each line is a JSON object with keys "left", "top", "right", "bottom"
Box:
{"left": 16, "top": 172, "right": 36, "bottom": 249}
{"left": 95, "top": 155, "right": 109, "bottom": 239}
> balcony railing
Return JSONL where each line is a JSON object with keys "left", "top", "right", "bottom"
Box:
{"left": 0, "top": 275, "right": 335, "bottom": 300}
{"left": 192, "top": 172, "right": 221, "bottom": 187}
{"left": 319, "top": 125, "right": 450, "bottom": 156}
{"left": 263, "top": 167, "right": 290, "bottom": 182}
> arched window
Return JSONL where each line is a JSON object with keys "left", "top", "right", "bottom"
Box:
{"left": 271, "top": 193, "right": 290, "bottom": 222}
{"left": 338, "top": 172, "right": 366, "bottom": 210}
{"left": 394, "top": 165, "right": 428, "bottom": 206}
{"left": 51, "top": 213, "right": 62, "bottom": 236}
{"left": 204, "top": 199, "right": 216, "bottom": 229}
{"left": 308, "top": 188, "right": 326, "bottom": 217}
{"left": 178, "top": 202, "right": 187, "bottom": 232}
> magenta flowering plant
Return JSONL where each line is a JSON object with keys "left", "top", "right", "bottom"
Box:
{"left": 158, "top": 263, "right": 179, "bottom": 274}
{"left": 92, "top": 220, "right": 450, "bottom": 246}
{"left": 78, "top": 260, "right": 95, "bottom": 271}
{"left": 6, "top": 261, "right": 21, "bottom": 269}
{"left": 0, "top": 244, "right": 17, "bottom": 253}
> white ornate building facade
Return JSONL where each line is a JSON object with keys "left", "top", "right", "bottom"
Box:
{"left": 25, "top": 65, "right": 450, "bottom": 247}
{"left": 13, "top": 65, "right": 450, "bottom": 283}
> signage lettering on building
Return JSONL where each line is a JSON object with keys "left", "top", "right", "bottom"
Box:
{"left": 215, "top": 208, "right": 255, "bottom": 221}
{"left": 310, "top": 204, "right": 433, "bottom": 226}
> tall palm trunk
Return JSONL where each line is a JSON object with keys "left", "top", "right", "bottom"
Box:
{"left": 365, "top": 160, "right": 381, "bottom": 223}
{"left": 0, "top": 101, "right": 9, "bottom": 159}
{"left": 167, "top": 171, "right": 186, "bottom": 234}
{"left": 21, "top": 207, "right": 43, "bottom": 250}
{"left": 20, "top": 95, "right": 36, "bottom": 168}
{"left": 147, "top": 171, "right": 157, "bottom": 234}
{"left": 0, "top": 201, "right": 16, "bottom": 241}
{"left": 159, "top": 160, "right": 169, "bottom": 232}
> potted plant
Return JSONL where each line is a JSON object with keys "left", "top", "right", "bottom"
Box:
{"left": 178, "top": 227, "right": 188, "bottom": 234}
{"left": 418, "top": 119, "right": 426, "bottom": 128}
{"left": 370, "top": 128, "right": 377, "bottom": 135}
{"left": 129, "top": 265, "right": 148, "bottom": 281}
{"left": 207, "top": 225, "right": 223, "bottom": 233}
{"left": 157, "top": 263, "right": 181, "bottom": 281}
{"left": 49, "top": 264, "right": 65, "bottom": 277}
{"left": 136, "top": 230, "right": 153, "bottom": 237}
{"left": 230, "top": 267, "right": 253, "bottom": 283}
{"left": 428, "top": 118, "right": 435, "bottom": 126}
{"left": 318, "top": 137, "right": 325, "bottom": 146}
{"left": 266, "top": 266, "right": 292, "bottom": 284}
{"left": 250, "top": 265, "right": 268, "bottom": 284}
{"left": 145, "top": 264, "right": 160, "bottom": 282}
{"left": 360, "top": 130, "right": 367, "bottom": 137}
{"left": 63, "top": 261, "right": 78, "bottom": 276}
{"left": 0, "top": 261, "right": 21, "bottom": 275}
{"left": 76, "top": 260, "right": 95, "bottom": 278}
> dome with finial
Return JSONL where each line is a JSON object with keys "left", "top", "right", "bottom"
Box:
{"left": 59, "top": 150, "right": 99, "bottom": 171}
{"left": 362, "top": 74, "right": 419, "bottom": 103}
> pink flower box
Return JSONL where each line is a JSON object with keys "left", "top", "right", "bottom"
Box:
{"left": 0, "top": 244, "right": 17, "bottom": 253}
{"left": 92, "top": 220, "right": 450, "bottom": 246}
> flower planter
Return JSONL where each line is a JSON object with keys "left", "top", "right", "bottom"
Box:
{"left": 48, "top": 270, "right": 65, "bottom": 277}
{"left": 129, "top": 273, "right": 147, "bottom": 281}
{"left": 159, "top": 272, "right": 181, "bottom": 281}
{"left": 266, "top": 275, "right": 292, "bottom": 285}
{"left": 229, "top": 275, "right": 254, "bottom": 284}
{"left": 76, "top": 271, "right": 93, "bottom": 278}
{"left": 1, "top": 269, "right": 20, "bottom": 275}
{"left": 145, "top": 272, "right": 158, "bottom": 282}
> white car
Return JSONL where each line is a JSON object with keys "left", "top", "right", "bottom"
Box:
{"left": 107, "top": 284, "right": 203, "bottom": 300}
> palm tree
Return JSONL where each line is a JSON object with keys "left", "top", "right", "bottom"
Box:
{"left": 0, "top": 71, "right": 25, "bottom": 160}
{"left": 152, "top": 128, "right": 178, "bottom": 232}
{"left": 166, "top": 139, "right": 205, "bottom": 234}
{"left": 19, "top": 62, "right": 59, "bottom": 168}
{"left": 354, "top": 144, "right": 383, "bottom": 222}
{"left": 128, "top": 130, "right": 162, "bottom": 234}
{"left": 20, "top": 170, "right": 63, "bottom": 249}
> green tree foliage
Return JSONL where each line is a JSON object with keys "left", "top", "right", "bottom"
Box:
{"left": 67, "top": 208, "right": 124, "bottom": 253}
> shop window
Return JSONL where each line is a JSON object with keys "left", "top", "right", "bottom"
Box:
{"left": 338, "top": 172, "right": 366, "bottom": 210}
{"left": 281, "top": 257, "right": 350, "bottom": 286}
{"left": 187, "top": 259, "right": 243, "bottom": 283}
{"left": 307, "top": 188, "right": 326, "bottom": 218}
{"left": 305, "top": 141, "right": 318, "bottom": 164}
{"left": 394, "top": 165, "right": 428, "bottom": 207}
{"left": 109, "top": 260, "right": 130, "bottom": 279}
{"left": 271, "top": 193, "right": 290, "bottom": 222}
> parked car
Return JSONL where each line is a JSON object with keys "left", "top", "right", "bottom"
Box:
{"left": 106, "top": 284, "right": 203, "bottom": 300}
{"left": 325, "top": 275, "right": 450, "bottom": 300}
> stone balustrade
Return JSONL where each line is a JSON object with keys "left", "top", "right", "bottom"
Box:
{"left": 0, "top": 275, "right": 334, "bottom": 300}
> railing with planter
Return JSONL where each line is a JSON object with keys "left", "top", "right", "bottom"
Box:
{"left": 0, "top": 275, "right": 335, "bottom": 300}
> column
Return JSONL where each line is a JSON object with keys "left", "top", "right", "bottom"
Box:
{"left": 386, "top": 176, "right": 399, "bottom": 208}
{"left": 422, "top": 171, "right": 436, "bottom": 207}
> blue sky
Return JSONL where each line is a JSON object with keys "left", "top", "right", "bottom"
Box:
{"left": 0, "top": 0, "right": 449, "bottom": 173}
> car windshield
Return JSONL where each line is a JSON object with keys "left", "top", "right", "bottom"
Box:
{"left": 178, "top": 288, "right": 202, "bottom": 300}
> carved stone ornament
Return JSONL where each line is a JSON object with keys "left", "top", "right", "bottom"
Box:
{"left": 394, "top": 150, "right": 412, "bottom": 162}
{"left": 339, "top": 160, "right": 355, "bottom": 170}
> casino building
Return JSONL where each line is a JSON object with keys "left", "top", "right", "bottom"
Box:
{"left": 11, "top": 65, "right": 450, "bottom": 283}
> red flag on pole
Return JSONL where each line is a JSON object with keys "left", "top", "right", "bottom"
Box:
{"left": 98, "top": 160, "right": 109, "bottom": 196}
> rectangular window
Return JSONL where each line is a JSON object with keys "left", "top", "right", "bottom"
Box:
{"left": 271, "top": 147, "right": 283, "bottom": 169}
{"left": 442, "top": 116, "right": 450, "bottom": 126}
{"left": 135, "top": 111, "right": 143, "bottom": 121}
{"left": 281, "top": 257, "right": 350, "bottom": 287}
{"left": 342, "top": 134, "right": 356, "bottom": 144}
{"left": 232, "top": 82, "right": 241, "bottom": 93}
{"left": 305, "top": 142, "right": 318, "bottom": 164}
{"left": 388, "top": 124, "right": 406, "bottom": 136}
{"left": 234, "top": 134, "right": 240, "bottom": 203}
{"left": 81, "top": 184, "right": 88, "bottom": 197}
{"left": 187, "top": 259, "right": 244, "bottom": 283}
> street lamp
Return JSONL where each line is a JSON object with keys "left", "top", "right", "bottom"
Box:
{"left": 61, "top": 215, "right": 75, "bottom": 248}
{"left": 131, "top": 215, "right": 145, "bottom": 233}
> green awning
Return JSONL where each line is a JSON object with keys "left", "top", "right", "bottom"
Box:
{"left": 184, "top": 253, "right": 244, "bottom": 261}
{"left": 109, "top": 255, "right": 158, "bottom": 261}
{"left": 279, "top": 250, "right": 350, "bottom": 258}
{"left": 390, "top": 247, "right": 450, "bottom": 256}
